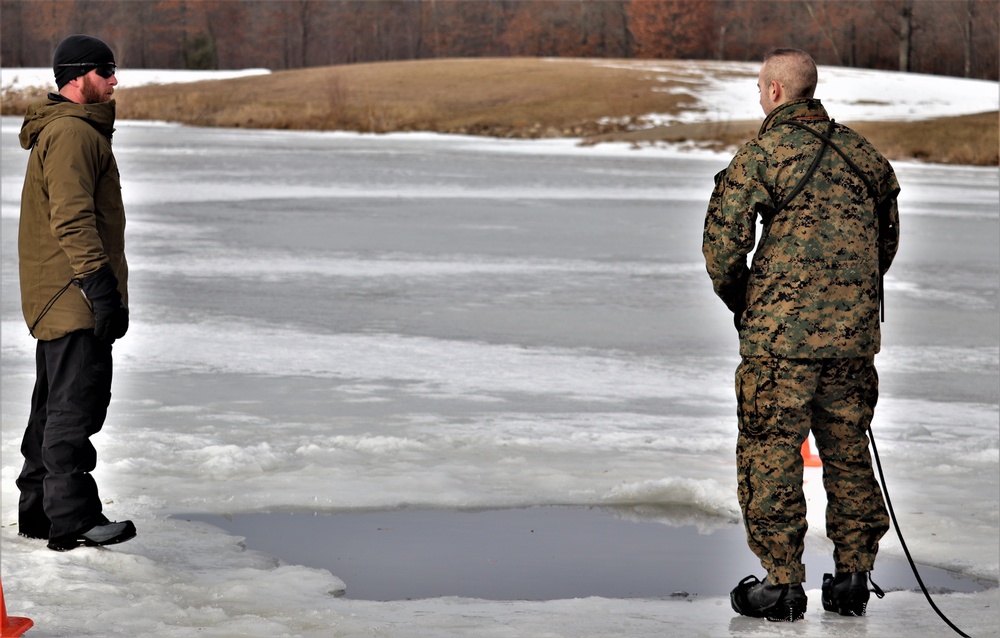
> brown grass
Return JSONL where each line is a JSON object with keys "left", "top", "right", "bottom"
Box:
{"left": 583, "top": 112, "right": 1000, "bottom": 166}
{"left": 105, "top": 58, "right": 691, "bottom": 137}
{"left": 850, "top": 113, "right": 1000, "bottom": 166}
{"left": 3, "top": 58, "right": 996, "bottom": 165}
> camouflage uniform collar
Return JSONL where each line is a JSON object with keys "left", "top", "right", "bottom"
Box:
{"left": 758, "top": 99, "right": 829, "bottom": 137}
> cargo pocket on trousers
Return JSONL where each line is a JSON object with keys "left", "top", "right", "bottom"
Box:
{"left": 863, "top": 363, "right": 879, "bottom": 410}
{"left": 736, "top": 360, "right": 763, "bottom": 437}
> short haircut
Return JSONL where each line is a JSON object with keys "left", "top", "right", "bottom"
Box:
{"left": 762, "top": 48, "right": 818, "bottom": 99}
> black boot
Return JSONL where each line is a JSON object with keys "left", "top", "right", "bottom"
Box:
{"left": 17, "top": 514, "right": 50, "bottom": 540}
{"left": 730, "top": 574, "right": 807, "bottom": 622}
{"left": 47, "top": 519, "right": 137, "bottom": 552}
{"left": 17, "top": 525, "right": 50, "bottom": 540}
{"left": 822, "top": 572, "right": 885, "bottom": 616}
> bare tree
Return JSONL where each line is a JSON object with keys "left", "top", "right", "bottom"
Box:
{"left": 867, "top": 0, "right": 919, "bottom": 72}
{"left": 960, "top": 0, "right": 974, "bottom": 77}
{"left": 803, "top": 0, "right": 844, "bottom": 65}
{"left": 0, "top": 0, "right": 995, "bottom": 79}
{"left": 898, "top": 0, "right": 914, "bottom": 72}
{"left": 0, "top": 1, "right": 25, "bottom": 66}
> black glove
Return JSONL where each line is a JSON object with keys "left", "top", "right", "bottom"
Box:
{"left": 723, "top": 267, "right": 749, "bottom": 332}
{"left": 78, "top": 264, "right": 129, "bottom": 342}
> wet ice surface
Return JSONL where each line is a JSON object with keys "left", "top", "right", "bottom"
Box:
{"left": 2, "top": 109, "right": 998, "bottom": 637}
{"left": 178, "top": 506, "right": 991, "bottom": 601}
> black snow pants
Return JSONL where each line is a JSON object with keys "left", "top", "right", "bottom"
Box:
{"left": 17, "top": 330, "right": 113, "bottom": 539}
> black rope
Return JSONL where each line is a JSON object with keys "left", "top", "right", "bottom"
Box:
{"left": 868, "top": 426, "right": 972, "bottom": 637}
{"left": 779, "top": 119, "right": 879, "bottom": 202}
{"left": 27, "top": 279, "right": 74, "bottom": 337}
{"left": 772, "top": 119, "right": 835, "bottom": 225}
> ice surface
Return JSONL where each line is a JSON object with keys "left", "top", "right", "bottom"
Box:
{"left": 1, "top": 63, "right": 998, "bottom": 637}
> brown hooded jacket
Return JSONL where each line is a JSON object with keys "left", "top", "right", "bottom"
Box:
{"left": 18, "top": 96, "right": 127, "bottom": 341}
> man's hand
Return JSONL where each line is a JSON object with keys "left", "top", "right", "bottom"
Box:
{"left": 723, "top": 266, "right": 749, "bottom": 332}
{"left": 78, "top": 264, "right": 128, "bottom": 342}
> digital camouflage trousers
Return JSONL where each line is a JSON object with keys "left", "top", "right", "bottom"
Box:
{"left": 735, "top": 356, "right": 890, "bottom": 585}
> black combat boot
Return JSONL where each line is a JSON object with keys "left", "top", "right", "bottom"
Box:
{"left": 730, "top": 574, "right": 807, "bottom": 622}
{"left": 47, "top": 518, "right": 137, "bottom": 552}
{"left": 822, "top": 571, "right": 885, "bottom": 616}
{"left": 17, "top": 516, "right": 50, "bottom": 540}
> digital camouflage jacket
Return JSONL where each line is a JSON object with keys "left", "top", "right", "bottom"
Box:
{"left": 703, "top": 99, "right": 899, "bottom": 359}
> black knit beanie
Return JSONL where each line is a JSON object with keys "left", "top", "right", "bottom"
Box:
{"left": 53, "top": 34, "right": 115, "bottom": 88}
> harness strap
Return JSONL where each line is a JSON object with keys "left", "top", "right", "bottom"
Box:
{"left": 759, "top": 118, "right": 835, "bottom": 229}
{"left": 779, "top": 119, "right": 881, "bottom": 202}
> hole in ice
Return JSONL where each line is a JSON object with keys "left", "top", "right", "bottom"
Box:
{"left": 176, "top": 506, "right": 994, "bottom": 601}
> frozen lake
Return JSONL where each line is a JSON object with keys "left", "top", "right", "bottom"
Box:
{"left": 1, "top": 117, "right": 997, "bottom": 637}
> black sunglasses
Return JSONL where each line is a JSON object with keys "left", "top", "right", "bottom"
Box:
{"left": 57, "top": 62, "right": 117, "bottom": 79}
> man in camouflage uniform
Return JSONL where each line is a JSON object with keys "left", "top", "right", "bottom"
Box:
{"left": 702, "top": 48, "right": 899, "bottom": 622}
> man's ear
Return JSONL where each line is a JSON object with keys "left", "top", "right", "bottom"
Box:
{"left": 64, "top": 74, "right": 84, "bottom": 91}
{"left": 61, "top": 71, "right": 92, "bottom": 97}
{"left": 769, "top": 80, "right": 782, "bottom": 104}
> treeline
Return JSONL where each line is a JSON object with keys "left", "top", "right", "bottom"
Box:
{"left": 1, "top": 0, "right": 997, "bottom": 80}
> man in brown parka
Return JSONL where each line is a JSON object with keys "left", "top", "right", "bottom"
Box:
{"left": 16, "top": 34, "right": 136, "bottom": 551}
{"left": 703, "top": 49, "right": 899, "bottom": 621}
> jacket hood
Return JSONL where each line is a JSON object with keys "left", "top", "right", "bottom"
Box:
{"left": 758, "top": 98, "right": 829, "bottom": 137}
{"left": 19, "top": 97, "right": 116, "bottom": 150}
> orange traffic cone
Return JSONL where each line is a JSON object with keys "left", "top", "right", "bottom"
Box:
{"left": 801, "top": 439, "right": 822, "bottom": 467}
{"left": 1, "top": 578, "right": 33, "bottom": 637}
